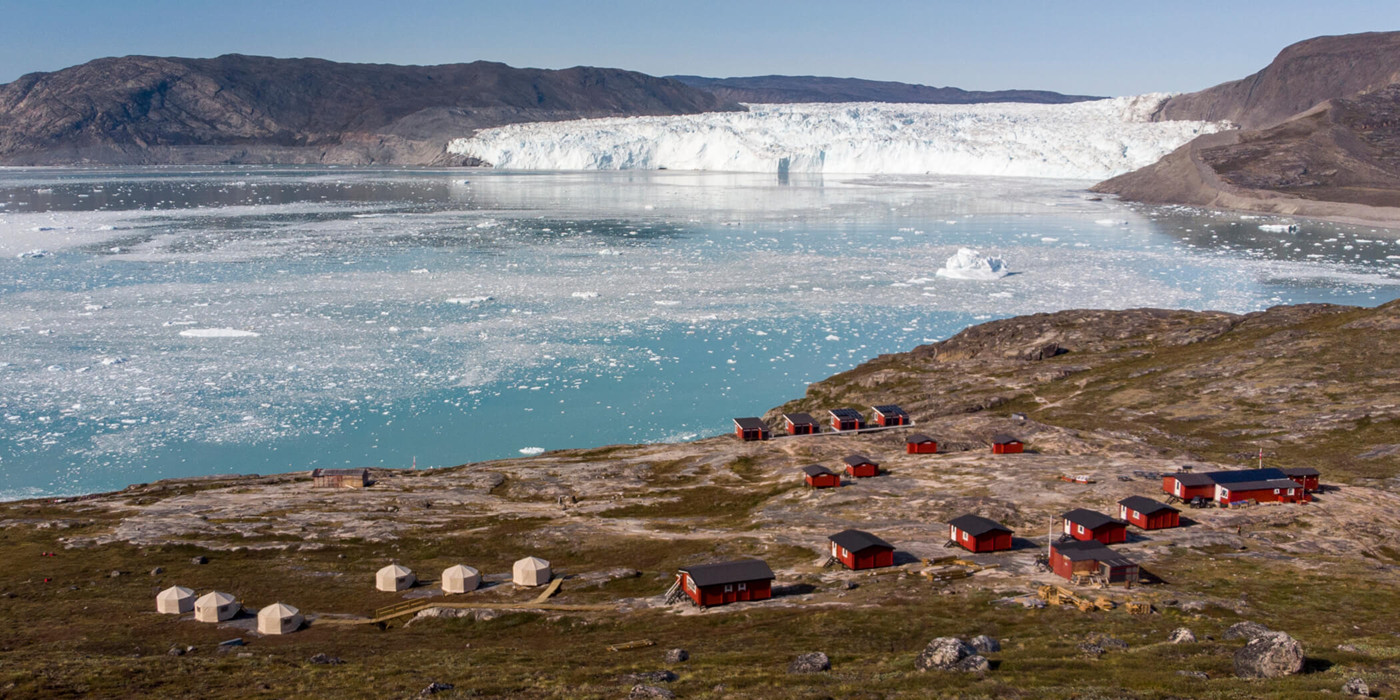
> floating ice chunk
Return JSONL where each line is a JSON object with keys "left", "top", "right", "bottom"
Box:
{"left": 100, "top": 357, "right": 126, "bottom": 365}
{"left": 445, "top": 296, "right": 493, "bottom": 305}
{"left": 178, "top": 328, "right": 261, "bottom": 338}
{"left": 935, "top": 247, "right": 1011, "bottom": 280}
{"left": 825, "top": 334, "right": 841, "bottom": 341}
{"left": 598, "top": 249, "right": 622, "bottom": 256}
{"left": 1041, "top": 237, "right": 1060, "bottom": 243}
{"left": 571, "top": 291, "right": 599, "bottom": 299}
{"left": 17, "top": 249, "right": 50, "bottom": 259}
{"left": 1094, "top": 219, "right": 1127, "bottom": 226}
{"left": 653, "top": 300, "right": 680, "bottom": 306}
{"left": 1259, "top": 224, "right": 1299, "bottom": 233}
{"left": 518, "top": 446, "right": 545, "bottom": 456}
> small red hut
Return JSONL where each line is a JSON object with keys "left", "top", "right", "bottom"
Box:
{"left": 802, "top": 464, "right": 840, "bottom": 489}
{"left": 1282, "top": 467, "right": 1320, "bottom": 492}
{"left": 871, "top": 404, "right": 910, "bottom": 427}
{"left": 947, "top": 514, "right": 1014, "bottom": 553}
{"left": 905, "top": 433, "right": 938, "bottom": 454}
{"left": 733, "top": 417, "right": 769, "bottom": 442}
{"left": 828, "top": 529, "right": 895, "bottom": 570}
{"left": 828, "top": 408, "right": 864, "bottom": 431}
{"left": 1062, "top": 509, "right": 1128, "bottom": 544}
{"left": 1117, "top": 496, "right": 1180, "bottom": 530}
{"left": 676, "top": 559, "right": 775, "bottom": 607}
{"left": 991, "top": 434, "right": 1023, "bottom": 454}
{"left": 1049, "top": 540, "right": 1139, "bottom": 585}
{"left": 783, "top": 412, "right": 819, "bottom": 436}
{"left": 1161, "top": 471, "right": 1215, "bottom": 501}
{"left": 842, "top": 454, "right": 880, "bottom": 478}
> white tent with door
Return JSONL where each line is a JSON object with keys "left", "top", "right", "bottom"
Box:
{"left": 376, "top": 564, "right": 415, "bottom": 591}
{"left": 194, "top": 591, "right": 240, "bottom": 622}
{"left": 156, "top": 585, "right": 196, "bottom": 614}
{"left": 257, "top": 602, "right": 304, "bottom": 635}
{"left": 512, "top": 556, "right": 552, "bottom": 587}
{"left": 442, "top": 564, "right": 481, "bottom": 594}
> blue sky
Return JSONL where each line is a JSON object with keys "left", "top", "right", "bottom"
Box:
{"left": 2, "top": 1, "right": 1397, "bottom": 95}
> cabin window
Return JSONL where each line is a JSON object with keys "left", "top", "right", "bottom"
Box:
{"left": 961, "top": 532, "right": 969, "bottom": 541}
{"left": 1273, "top": 489, "right": 1280, "bottom": 494}
{"left": 1132, "top": 510, "right": 1140, "bottom": 519}
{"left": 1076, "top": 525, "right": 1084, "bottom": 534}
{"left": 1287, "top": 489, "right": 1295, "bottom": 495}
{"left": 686, "top": 577, "right": 696, "bottom": 592}
{"left": 737, "top": 583, "right": 747, "bottom": 591}
{"left": 723, "top": 585, "right": 733, "bottom": 593}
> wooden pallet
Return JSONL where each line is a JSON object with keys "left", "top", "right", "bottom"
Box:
{"left": 607, "top": 639, "right": 655, "bottom": 652}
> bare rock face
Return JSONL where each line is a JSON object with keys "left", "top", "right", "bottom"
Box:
{"left": 628, "top": 686, "right": 675, "bottom": 700}
{"left": 969, "top": 635, "right": 1001, "bottom": 653}
{"left": 787, "top": 652, "right": 830, "bottom": 674}
{"left": 1343, "top": 677, "right": 1370, "bottom": 696}
{"left": 1168, "top": 628, "right": 1197, "bottom": 644}
{"left": 915, "top": 638, "right": 977, "bottom": 671}
{"left": 1233, "top": 631, "right": 1305, "bottom": 679}
{"left": 1223, "top": 621, "right": 1273, "bottom": 641}
{"left": 663, "top": 648, "right": 689, "bottom": 664}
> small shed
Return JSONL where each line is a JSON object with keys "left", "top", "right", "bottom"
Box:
{"left": 828, "top": 529, "right": 895, "bottom": 570}
{"left": 1162, "top": 471, "right": 1215, "bottom": 501}
{"left": 1118, "top": 496, "right": 1180, "bottom": 530}
{"left": 1216, "top": 479, "right": 1307, "bottom": 506}
{"left": 376, "top": 564, "right": 415, "bottom": 592}
{"left": 156, "top": 585, "right": 196, "bottom": 614}
{"left": 257, "top": 602, "right": 303, "bottom": 635}
{"left": 948, "top": 514, "right": 1014, "bottom": 552}
{"left": 1049, "top": 540, "right": 1139, "bottom": 585}
{"left": 676, "top": 558, "right": 774, "bottom": 607}
{"left": 783, "top": 412, "right": 819, "bottom": 436}
{"left": 905, "top": 433, "right": 938, "bottom": 454}
{"left": 801, "top": 464, "right": 840, "bottom": 489}
{"left": 828, "top": 408, "right": 864, "bottom": 432}
{"left": 871, "top": 404, "right": 910, "bottom": 427}
{"left": 842, "top": 454, "right": 880, "bottom": 478}
{"left": 311, "top": 468, "right": 369, "bottom": 489}
{"left": 733, "top": 417, "right": 770, "bottom": 441}
{"left": 513, "top": 556, "right": 552, "bottom": 587}
{"left": 442, "top": 564, "right": 481, "bottom": 594}
{"left": 1062, "top": 509, "right": 1128, "bottom": 544}
{"left": 991, "top": 434, "right": 1023, "bottom": 454}
{"left": 1282, "top": 467, "right": 1321, "bottom": 492}
{"left": 194, "top": 591, "right": 240, "bottom": 623}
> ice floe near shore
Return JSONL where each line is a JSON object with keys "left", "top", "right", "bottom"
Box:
{"left": 449, "top": 95, "right": 1228, "bottom": 180}
{"left": 936, "top": 248, "right": 1011, "bottom": 280}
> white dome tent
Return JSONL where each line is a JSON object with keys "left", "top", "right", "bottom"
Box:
{"left": 194, "top": 591, "right": 239, "bottom": 622}
{"left": 257, "top": 603, "right": 304, "bottom": 635}
{"left": 512, "top": 556, "right": 552, "bottom": 587}
{"left": 376, "top": 564, "right": 415, "bottom": 592}
{"left": 441, "top": 564, "right": 481, "bottom": 594}
{"left": 155, "top": 585, "right": 196, "bottom": 614}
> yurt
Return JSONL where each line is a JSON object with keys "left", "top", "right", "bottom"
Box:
{"left": 512, "top": 556, "right": 552, "bottom": 587}
{"left": 441, "top": 564, "right": 481, "bottom": 594}
{"left": 155, "top": 585, "right": 196, "bottom": 614}
{"left": 256, "top": 603, "right": 304, "bottom": 635}
{"left": 376, "top": 564, "right": 415, "bottom": 592}
{"left": 193, "top": 591, "right": 240, "bottom": 622}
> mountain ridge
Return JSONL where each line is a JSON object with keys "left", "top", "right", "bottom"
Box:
{"left": 667, "top": 74, "right": 1100, "bottom": 105}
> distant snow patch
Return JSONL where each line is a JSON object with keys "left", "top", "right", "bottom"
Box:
{"left": 518, "top": 446, "right": 546, "bottom": 456}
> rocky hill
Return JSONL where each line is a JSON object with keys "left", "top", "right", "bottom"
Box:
{"left": 669, "top": 74, "right": 1100, "bottom": 105}
{"left": 0, "top": 54, "right": 741, "bottom": 166}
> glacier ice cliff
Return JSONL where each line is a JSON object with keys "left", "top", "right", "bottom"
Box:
{"left": 447, "top": 95, "right": 1228, "bottom": 180}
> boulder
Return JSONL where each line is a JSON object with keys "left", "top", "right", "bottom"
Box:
{"left": 1078, "top": 642, "right": 1105, "bottom": 658}
{"left": 954, "top": 654, "right": 990, "bottom": 674}
{"left": 629, "top": 685, "right": 676, "bottom": 700}
{"left": 619, "top": 671, "right": 676, "bottom": 684}
{"left": 1169, "top": 628, "right": 1197, "bottom": 644}
{"left": 1097, "top": 636, "right": 1128, "bottom": 651}
{"left": 150, "top": 567, "right": 164, "bottom": 576}
{"left": 1343, "top": 677, "right": 1370, "bottom": 696}
{"left": 308, "top": 653, "right": 344, "bottom": 665}
{"left": 915, "top": 637, "right": 977, "bottom": 671}
{"left": 1233, "top": 632, "right": 1304, "bottom": 679}
{"left": 1223, "top": 621, "right": 1272, "bottom": 641}
{"left": 787, "top": 652, "right": 830, "bottom": 674}
{"left": 969, "top": 635, "right": 1001, "bottom": 653}
{"left": 663, "top": 648, "right": 689, "bottom": 664}
{"left": 419, "top": 682, "right": 454, "bottom": 696}
{"left": 1176, "top": 670, "right": 1209, "bottom": 680}
{"left": 190, "top": 555, "right": 208, "bottom": 565}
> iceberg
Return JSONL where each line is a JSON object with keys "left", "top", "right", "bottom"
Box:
{"left": 178, "top": 328, "right": 261, "bottom": 338}
{"left": 936, "top": 248, "right": 1011, "bottom": 280}
{"left": 448, "top": 95, "right": 1229, "bottom": 180}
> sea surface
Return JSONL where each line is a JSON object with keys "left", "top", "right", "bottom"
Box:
{"left": 2, "top": 167, "right": 1398, "bottom": 500}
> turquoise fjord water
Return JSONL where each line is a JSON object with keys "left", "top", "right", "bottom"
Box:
{"left": 1, "top": 167, "right": 1398, "bottom": 500}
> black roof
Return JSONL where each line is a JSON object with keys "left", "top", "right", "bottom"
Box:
{"left": 1167, "top": 472, "right": 1216, "bottom": 487}
{"left": 991, "top": 433, "right": 1021, "bottom": 444}
{"left": 1052, "top": 540, "right": 1135, "bottom": 566}
{"left": 906, "top": 433, "right": 936, "bottom": 444}
{"left": 828, "top": 529, "right": 894, "bottom": 553}
{"left": 783, "top": 412, "right": 818, "bottom": 425}
{"left": 1118, "top": 496, "right": 1178, "bottom": 515}
{"left": 313, "top": 468, "right": 368, "bottom": 477}
{"left": 872, "top": 404, "right": 909, "bottom": 417}
{"left": 842, "top": 454, "right": 878, "bottom": 466}
{"left": 829, "top": 408, "right": 863, "bottom": 420}
{"left": 1062, "top": 508, "right": 1123, "bottom": 531}
{"left": 733, "top": 417, "right": 767, "bottom": 431}
{"left": 1281, "top": 467, "right": 1320, "bottom": 477}
{"left": 1218, "top": 478, "right": 1300, "bottom": 492}
{"left": 948, "top": 514, "right": 1012, "bottom": 537}
{"left": 679, "top": 558, "right": 775, "bottom": 587}
{"left": 801, "top": 464, "right": 835, "bottom": 477}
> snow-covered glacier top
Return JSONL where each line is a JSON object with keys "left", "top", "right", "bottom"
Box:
{"left": 448, "top": 94, "right": 1228, "bottom": 180}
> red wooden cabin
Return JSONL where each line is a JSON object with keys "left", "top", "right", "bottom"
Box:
{"left": 1062, "top": 509, "right": 1128, "bottom": 544}
{"left": 733, "top": 417, "right": 769, "bottom": 442}
{"left": 1161, "top": 471, "right": 1215, "bottom": 501}
{"left": 802, "top": 464, "right": 840, "bottom": 489}
{"left": 783, "top": 412, "right": 819, "bottom": 436}
{"left": 1117, "top": 496, "right": 1180, "bottom": 530}
{"left": 947, "top": 514, "right": 1014, "bottom": 553}
{"left": 828, "top": 529, "right": 895, "bottom": 570}
{"left": 991, "top": 433, "right": 1023, "bottom": 454}
{"left": 871, "top": 404, "right": 910, "bottom": 427}
{"left": 1216, "top": 478, "right": 1307, "bottom": 506}
{"left": 676, "top": 559, "right": 775, "bottom": 607}
{"left": 842, "top": 454, "right": 880, "bottom": 478}
{"left": 1049, "top": 540, "right": 1139, "bottom": 585}
{"left": 828, "top": 408, "right": 864, "bottom": 431}
{"left": 1282, "top": 467, "right": 1320, "bottom": 492}
{"left": 905, "top": 433, "right": 938, "bottom": 454}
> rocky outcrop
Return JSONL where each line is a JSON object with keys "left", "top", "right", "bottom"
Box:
{"left": 0, "top": 54, "right": 740, "bottom": 166}
{"left": 787, "top": 652, "right": 830, "bottom": 674}
{"left": 1168, "top": 628, "right": 1197, "bottom": 644}
{"left": 1233, "top": 631, "right": 1305, "bottom": 679}
{"left": 668, "top": 74, "right": 1099, "bottom": 106}
{"left": 915, "top": 638, "right": 987, "bottom": 673}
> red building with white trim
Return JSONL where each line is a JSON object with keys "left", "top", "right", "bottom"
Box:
{"left": 991, "top": 434, "right": 1023, "bottom": 454}
{"left": 871, "top": 405, "right": 910, "bottom": 427}
{"left": 828, "top": 530, "right": 895, "bottom": 570}
{"left": 1049, "top": 540, "right": 1139, "bottom": 585}
{"left": 1282, "top": 467, "right": 1320, "bottom": 492}
{"left": 947, "top": 514, "right": 1014, "bottom": 553}
{"left": 905, "top": 434, "right": 938, "bottom": 454}
{"left": 829, "top": 408, "right": 864, "bottom": 431}
{"left": 1117, "top": 496, "right": 1180, "bottom": 530}
{"left": 842, "top": 454, "right": 880, "bottom": 478}
{"left": 783, "top": 413, "right": 819, "bottom": 436}
{"left": 733, "top": 417, "right": 769, "bottom": 441}
{"left": 802, "top": 464, "right": 840, "bottom": 489}
{"left": 1062, "top": 509, "right": 1128, "bottom": 544}
{"left": 676, "top": 559, "right": 775, "bottom": 607}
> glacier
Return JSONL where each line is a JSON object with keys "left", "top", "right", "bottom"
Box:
{"left": 448, "top": 95, "right": 1228, "bottom": 180}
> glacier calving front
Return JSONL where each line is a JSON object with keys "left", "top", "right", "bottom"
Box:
{"left": 448, "top": 95, "right": 1227, "bottom": 180}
